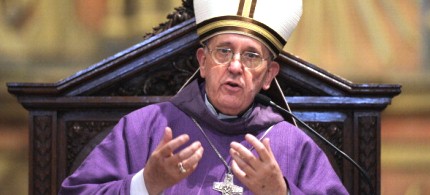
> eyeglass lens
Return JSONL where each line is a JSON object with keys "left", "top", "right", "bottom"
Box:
{"left": 210, "top": 47, "right": 263, "bottom": 68}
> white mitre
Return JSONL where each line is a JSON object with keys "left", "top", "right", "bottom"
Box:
{"left": 194, "top": 0, "right": 302, "bottom": 57}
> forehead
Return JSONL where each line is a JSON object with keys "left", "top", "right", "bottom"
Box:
{"left": 207, "top": 34, "right": 269, "bottom": 52}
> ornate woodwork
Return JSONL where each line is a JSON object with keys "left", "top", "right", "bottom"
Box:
{"left": 66, "top": 121, "right": 117, "bottom": 174}
{"left": 32, "top": 115, "right": 53, "bottom": 195}
{"left": 7, "top": 0, "right": 401, "bottom": 194}
{"left": 307, "top": 122, "right": 345, "bottom": 177}
{"left": 358, "top": 115, "right": 379, "bottom": 195}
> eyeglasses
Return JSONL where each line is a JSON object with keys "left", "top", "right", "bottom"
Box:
{"left": 206, "top": 47, "right": 270, "bottom": 69}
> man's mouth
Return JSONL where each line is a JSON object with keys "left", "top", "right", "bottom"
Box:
{"left": 226, "top": 81, "right": 239, "bottom": 88}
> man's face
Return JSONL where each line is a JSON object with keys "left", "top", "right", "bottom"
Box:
{"left": 196, "top": 34, "right": 280, "bottom": 116}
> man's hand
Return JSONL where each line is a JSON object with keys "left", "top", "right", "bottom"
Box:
{"left": 230, "top": 134, "right": 287, "bottom": 195}
{"left": 144, "top": 127, "right": 204, "bottom": 195}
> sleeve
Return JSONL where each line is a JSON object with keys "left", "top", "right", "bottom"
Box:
{"left": 283, "top": 129, "right": 349, "bottom": 195}
{"left": 59, "top": 113, "right": 153, "bottom": 195}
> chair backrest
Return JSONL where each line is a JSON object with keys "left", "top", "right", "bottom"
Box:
{"left": 7, "top": 1, "right": 400, "bottom": 195}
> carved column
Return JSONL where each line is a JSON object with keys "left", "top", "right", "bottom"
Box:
{"left": 356, "top": 112, "right": 380, "bottom": 195}
{"left": 30, "top": 112, "right": 56, "bottom": 195}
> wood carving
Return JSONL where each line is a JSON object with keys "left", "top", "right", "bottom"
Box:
{"left": 33, "top": 115, "right": 52, "bottom": 195}
{"left": 66, "top": 121, "right": 117, "bottom": 174}
{"left": 143, "top": 0, "right": 194, "bottom": 40}
{"left": 307, "top": 122, "right": 344, "bottom": 177}
{"left": 96, "top": 53, "right": 198, "bottom": 96}
{"left": 358, "top": 115, "right": 378, "bottom": 195}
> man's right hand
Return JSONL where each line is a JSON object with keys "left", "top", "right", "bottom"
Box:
{"left": 143, "top": 127, "right": 204, "bottom": 195}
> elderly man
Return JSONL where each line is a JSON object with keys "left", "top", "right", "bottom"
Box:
{"left": 60, "top": 0, "right": 348, "bottom": 194}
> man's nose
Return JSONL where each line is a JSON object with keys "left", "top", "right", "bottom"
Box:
{"left": 228, "top": 53, "right": 243, "bottom": 73}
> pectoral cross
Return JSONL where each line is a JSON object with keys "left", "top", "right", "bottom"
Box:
{"left": 213, "top": 173, "right": 243, "bottom": 195}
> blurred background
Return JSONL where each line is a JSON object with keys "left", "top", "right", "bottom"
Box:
{"left": 0, "top": 0, "right": 429, "bottom": 194}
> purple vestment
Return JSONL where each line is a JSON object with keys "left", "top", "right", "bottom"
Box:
{"left": 60, "top": 80, "right": 349, "bottom": 194}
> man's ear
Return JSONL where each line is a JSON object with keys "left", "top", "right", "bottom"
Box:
{"left": 262, "top": 61, "right": 280, "bottom": 90}
{"left": 196, "top": 48, "right": 207, "bottom": 78}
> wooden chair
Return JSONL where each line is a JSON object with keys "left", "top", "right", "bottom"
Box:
{"left": 7, "top": 1, "right": 401, "bottom": 194}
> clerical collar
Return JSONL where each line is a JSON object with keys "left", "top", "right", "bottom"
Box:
{"left": 204, "top": 94, "right": 253, "bottom": 120}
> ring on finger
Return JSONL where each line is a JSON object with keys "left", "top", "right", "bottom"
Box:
{"left": 178, "top": 162, "right": 187, "bottom": 173}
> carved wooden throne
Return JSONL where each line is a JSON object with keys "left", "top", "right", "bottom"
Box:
{"left": 7, "top": 1, "right": 400, "bottom": 195}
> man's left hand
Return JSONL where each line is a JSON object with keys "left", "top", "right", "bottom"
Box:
{"left": 230, "top": 134, "right": 287, "bottom": 195}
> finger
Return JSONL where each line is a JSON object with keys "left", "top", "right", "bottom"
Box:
{"left": 230, "top": 141, "right": 260, "bottom": 169}
{"left": 156, "top": 127, "right": 173, "bottom": 150}
{"left": 163, "top": 134, "right": 190, "bottom": 156}
{"left": 230, "top": 147, "right": 256, "bottom": 176}
{"left": 230, "top": 141, "right": 254, "bottom": 159}
{"left": 175, "top": 141, "right": 202, "bottom": 163}
{"left": 245, "top": 134, "right": 271, "bottom": 162}
{"left": 231, "top": 160, "right": 247, "bottom": 180}
{"left": 262, "top": 138, "right": 274, "bottom": 158}
{"left": 180, "top": 146, "right": 204, "bottom": 172}
{"left": 159, "top": 134, "right": 190, "bottom": 157}
{"left": 153, "top": 128, "right": 173, "bottom": 158}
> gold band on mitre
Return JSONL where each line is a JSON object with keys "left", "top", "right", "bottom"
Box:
{"left": 196, "top": 16, "right": 286, "bottom": 57}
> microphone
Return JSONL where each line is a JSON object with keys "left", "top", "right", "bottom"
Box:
{"left": 255, "top": 93, "right": 374, "bottom": 195}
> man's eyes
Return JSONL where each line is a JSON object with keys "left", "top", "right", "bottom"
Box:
{"left": 243, "top": 52, "right": 260, "bottom": 59}
{"left": 215, "top": 48, "right": 261, "bottom": 59}
{"left": 216, "top": 48, "right": 232, "bottom": 54}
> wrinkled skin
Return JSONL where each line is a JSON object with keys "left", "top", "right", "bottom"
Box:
{"left": 197, "top": 34, "right": 279, "bottom": 116}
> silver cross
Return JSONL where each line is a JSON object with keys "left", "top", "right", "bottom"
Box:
{"left": 213, "top": 173, "right": 243, "bottom": 195}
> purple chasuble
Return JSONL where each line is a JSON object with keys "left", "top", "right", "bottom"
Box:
{"left": 60, "top": 80, "right": 349, "bottom": 195}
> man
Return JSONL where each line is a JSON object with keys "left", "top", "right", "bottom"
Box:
{"left": 60, "top": 0, "right": 348, "bottom": 194}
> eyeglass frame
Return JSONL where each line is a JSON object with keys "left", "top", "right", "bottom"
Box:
{"left": 203, "top": 44, "right": 273, "bottom": 69}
